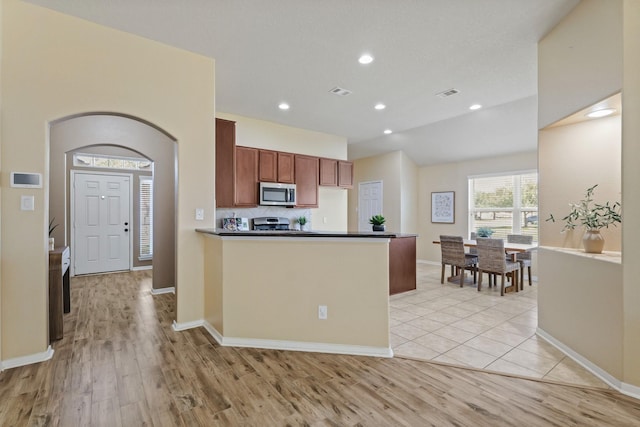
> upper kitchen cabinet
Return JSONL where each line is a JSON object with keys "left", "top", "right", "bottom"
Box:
{"left": 234, "top": 146, "right": 259, "bottom": 207}
{"left": 259, "top": 150, "right": 295, "bottom": 184}
{"left": 294, "top": 154, "right": 319, "bottom": 207}
{"left": 215, "top": 118, "right": 236, "bottom": 207}
{"left": 319, "top": 158, "right": 353, "bottom": 188}
{"left": 319, "top": 158, "right": 338, "bottom": 186}
{"left": 338, "top": 161, "right": 354, "bottom": 188}
{"left": 215, "top": 118, "right": 258, "bottom": 207}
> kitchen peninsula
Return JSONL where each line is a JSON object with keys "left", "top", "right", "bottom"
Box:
{"left": 196, "top": 229, "right": 416, "bottom": 357}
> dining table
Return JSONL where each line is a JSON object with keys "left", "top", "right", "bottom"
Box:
{"left": 432, "top": 238, "right": 538, "bottom": 287}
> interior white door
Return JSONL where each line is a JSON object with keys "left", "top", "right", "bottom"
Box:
{"left": 358, "top": 181, "right": 383, "bottom": 231}
{"left": 73, "top": 172, "right": 131, "bottom": 275}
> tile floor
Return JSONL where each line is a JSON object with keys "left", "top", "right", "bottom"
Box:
{"left": 390, "top": 263, "right": 610, "bottom": 389}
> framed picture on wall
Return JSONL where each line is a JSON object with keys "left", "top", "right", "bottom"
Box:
{"left": 431, "top": 191, "right": 455, "bottom": 223}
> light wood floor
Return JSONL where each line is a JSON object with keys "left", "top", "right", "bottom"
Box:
{"left": 1, "top": 271, "right": 639, "bottom": 426}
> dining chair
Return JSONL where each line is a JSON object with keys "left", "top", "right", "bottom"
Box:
{"left": 476, "top": 238, "right": 520, "bottom": 296}
{"left": 507, "top": 234, "right": 533, "bottom": 288}
{"left": 439, "top": 235, "right": 478, "bottom": 287}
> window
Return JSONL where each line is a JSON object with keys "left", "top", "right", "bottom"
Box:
{"left": 468, "top": 171, "right": 538, "bottom": 242}
{"left": 73, "top": 153, "right": 152, "bottom": 171}
{"left": 140, "top": 178, "right": 153, "bottom": 260}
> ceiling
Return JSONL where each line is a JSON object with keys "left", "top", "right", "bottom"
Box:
{"left": 26, "top": 0, "right": 579, "bottom": 165}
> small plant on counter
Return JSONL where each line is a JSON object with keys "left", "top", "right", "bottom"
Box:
{"left": 475, "top": 226, "right": 494, "bottom": 237}
{"left": 369, "top": 214, "right": 386, "bottom": 231}
{"left": 297, "top": 216, "right": 308, "bottom": 230}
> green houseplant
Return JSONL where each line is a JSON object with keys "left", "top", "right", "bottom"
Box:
{"left": 297, "top": 216, "right": 308, "bottom": 230}
{"left": 476, "top": 226, "right": 494, "bottom": 238}
{"left": 369, "top": 214, "right": 386, "bottom": 232}
{"left": 547, "top": 184, "right": 621, "bottom": 253}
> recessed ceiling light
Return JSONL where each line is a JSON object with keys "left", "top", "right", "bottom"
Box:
{"left": 358, "top": 54, "right": 374, "bottom": 65}
{"left": 384, "top": 129, "right": 392, "bottom": 135}
{"left": 374, "top": 103, "right": 386, "bottom": 110}
{"left": 469, "top": 104, "right": 482, "bottom": 110}
{"left": 278, "top": 102, "right": 290, "bottom": 110}
{"left": 586, "top": 108, "right": 616, "bottom": 118}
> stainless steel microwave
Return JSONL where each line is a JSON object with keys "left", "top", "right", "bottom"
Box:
{"left": 259, "top": 182, "right": 296, "bottom": 206}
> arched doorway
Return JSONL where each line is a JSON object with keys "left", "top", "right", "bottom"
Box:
{"left": 49, "top": 113, "right": 177, "bottom": 292}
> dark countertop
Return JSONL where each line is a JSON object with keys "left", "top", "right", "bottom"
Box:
{"left": 196, "top": 228, "right": 417, "bottom": 239}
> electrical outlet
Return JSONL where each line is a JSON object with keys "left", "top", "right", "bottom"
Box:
{"left": 195, "top": 208, "right": 204, "bottom": 220}
{"left": 318, "top": 305, "right": 327, "bottom": 320}
{"left": 323, "top": 216, "right": 327, "bottom": 224}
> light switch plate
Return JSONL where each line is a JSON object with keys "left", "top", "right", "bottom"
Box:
{"left": 195, "top": 208, "right": 204, "bottom": 221}
{"left": 21, "top": 195, "right": 35, "bottom": 211}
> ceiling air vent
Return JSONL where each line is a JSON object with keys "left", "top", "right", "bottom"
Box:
{"left": 329, "top": 86, "right": 352, "bottom": 97}
{"left": 436, "top": 88, "right": 460, "bottom": 98}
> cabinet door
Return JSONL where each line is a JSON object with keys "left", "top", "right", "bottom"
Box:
{"left": 215, "top": 118, "right": 236, "bottom": 208}
{"left": 295, "top": 155, "right": 319, "bottom": 207}
{"left": 319, "top": 158, "right": 338, "bottom": 186}
{"left": 338, "top": 161, "right": 354, "bottom": 188}
{"left": 259, "top": 150, "right": 277, "bottom": 182}
{"left": 235, "top": 146, "right": 259, "bottom": 207}
{"left": 277, "top": 152, "right": 295, "bottom": 183}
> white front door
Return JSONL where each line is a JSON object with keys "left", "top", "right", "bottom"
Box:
{"left": 358, "top": 181, "right": 383, "bottom": 231}
{"left": 72, "top": 172, "right": 131, "bottom": 275}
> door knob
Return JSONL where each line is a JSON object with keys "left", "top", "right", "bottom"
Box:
{"left": 124, "top": 222, "right": 129, "bottom": 226}
{"left": 124, "top": 228, "right": 129, "bottom": 232}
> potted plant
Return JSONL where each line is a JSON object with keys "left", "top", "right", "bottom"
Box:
{"left": 297, "top": 216, "right": 308, "bottom": 231}
{"left": 49, "top": 217, "right": 58, "bottom": 250}
{"left": 547, "top": 184, "right": 621, "bottom": 253}
{"left": 476, "top": 226, "right": 494, "bottom": 238}
{"left": 369, "top": 214, "right": 386, "bottom": 232}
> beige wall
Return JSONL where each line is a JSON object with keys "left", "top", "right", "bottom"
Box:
{"left": 539, "top": 115, "right": 621, "bottom": 251}
{"left": 216, "top": 112, "right": 348, "bottom": 232}
{"left": 204, "top": 235, "right": 390, "bottom": 349}
{"left": 538, "top": 248, "right": 623, "bottom": 378}
{"left": 538, "top": 0, "right": 640, "bottom": 390}
{"left": 0, "top": 0, "right": 215, "bottom": 360}
{"left": 417, "top": 152, "right": 537, "bottom": 263}
{"left": 538, "top": 0, "right": 622, "bottom": 128}
{"left": 622, "top": 0, "right": 640, "bottom": 387}
{"left": 400, "top": 151, "right": 419, "bottom": 234}
{"left": 349, "top": 151, "right": 403, "bottom": 232}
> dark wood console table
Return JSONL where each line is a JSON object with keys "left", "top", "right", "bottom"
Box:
{"left": 49, "top": 246, "right": 70, "bottom": 342}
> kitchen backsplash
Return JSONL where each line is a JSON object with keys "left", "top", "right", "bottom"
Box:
{"left": 216, "top": 207, "right": 312, "bottom": 230}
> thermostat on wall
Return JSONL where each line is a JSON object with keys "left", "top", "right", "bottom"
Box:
{"left": 10, "top": 172, "right": 42, "bottom": 188}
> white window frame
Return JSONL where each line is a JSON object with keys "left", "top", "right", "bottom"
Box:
{"left": 468, "top": 170, "right": 538, "bottom": 241}
{"left": 139, "top": 177, "right": 153, "bottom": 260}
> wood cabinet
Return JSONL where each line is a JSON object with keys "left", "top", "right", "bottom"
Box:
{"left": 259, "top": 150, "right": 294, "bottom": 183}
{"left": 389, "top": 236, "right": 417, "bottom": 295}
{"left": 319, "top": 158, "right": 338, "bottom": 186}
{"left": 338, "top": 161, "right": 354, "bottom": 188}
{"left": 294, "top": 155, "right": 319, "bottom": 207}
{"left": 215, "top": 118, "right": 236, "bottom": 208}
{"left": 216, "top": 118, "right": 259, "bottom": 207}
{"left": 319, "top": 158, "right": 353, "bottom": 188}
{"left": 234, "top": 146, "right": 259, "bottom": 207}
{"left": 49, "top": 246, "right": 70, "bottom": 342}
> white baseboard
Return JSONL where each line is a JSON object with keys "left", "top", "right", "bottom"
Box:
{"left": 172, "top": 319, "right": 204, "bottom": 331}
{"left": 2, "top": 345, "right": 54, "bottom": 370}
{"left": 537, "top": 328, "right": 640, "bottom": 400}
{"left": 151, "top": 286, "right": 175, "bottom": 295}
{"left": 172, "top": 319, "right": 392, "bottom": 358}
{"left": 417, "top": 259, "right": 440, "bottom": 266}
{"left": 132, "top": 265, "right": 153, "bottom": 271}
